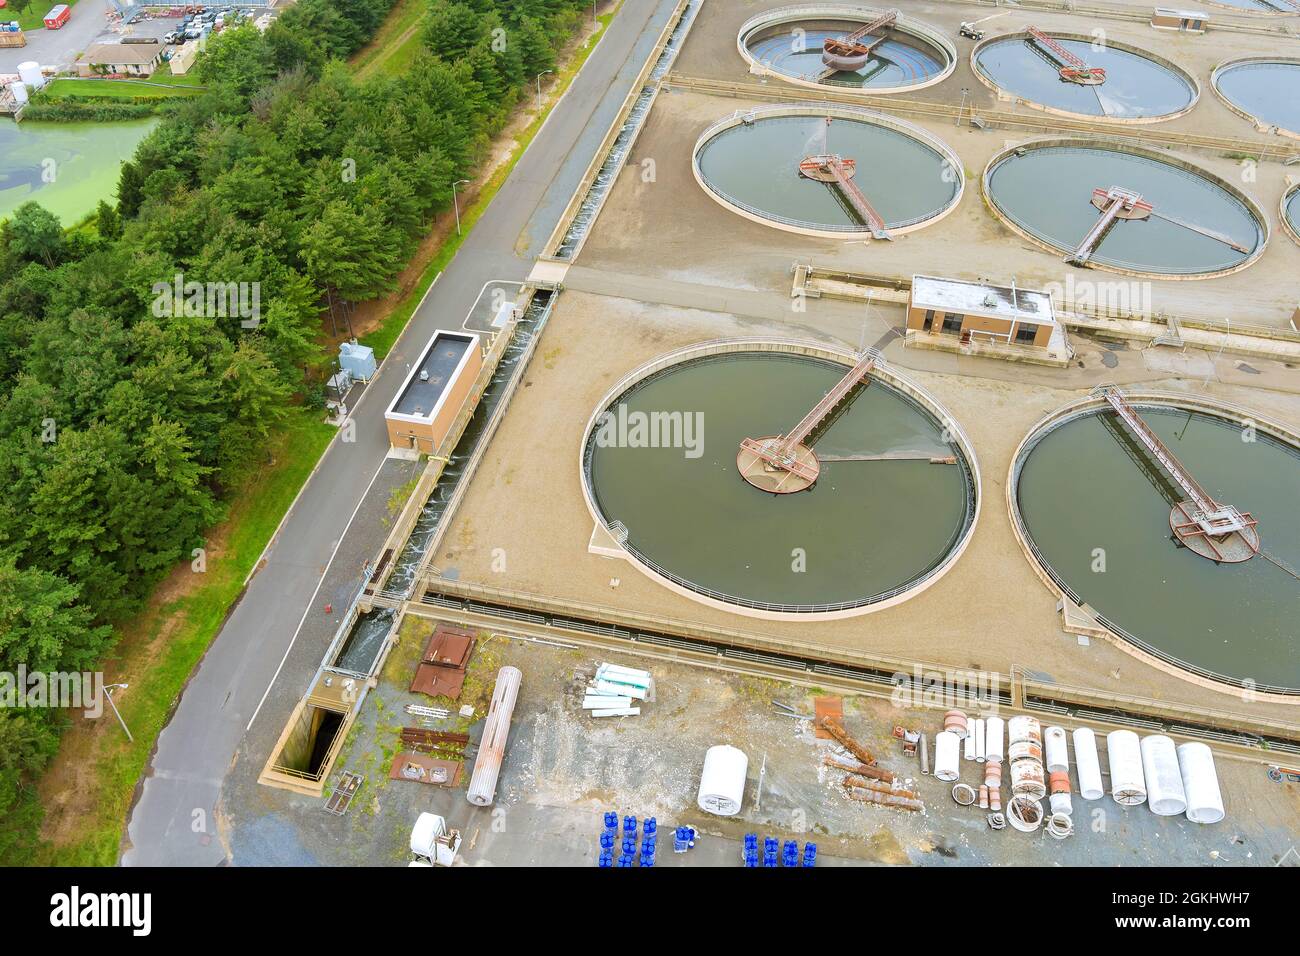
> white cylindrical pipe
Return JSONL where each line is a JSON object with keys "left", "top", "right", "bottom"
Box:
{"left": 1049, "top": 791, "right": 1073, "bottom": 816}
{"left": 985, "top": 716, "right": 1005, "bottom": 763}
{"left": 964, "top": 727, "right": 976, "bottom": 760}
{"left": 974, "top": 718, "right": 986, "bottom": 763}
{"left": 1106, "top": 730, "right": 1147, "bottom": 806}
{"left": 1176, "top": 742, "right": 1225, "bottom": 824}
{"left": 1010, "top": 758, "right": 1046, "bottom": 799}
{"left": 1044, "top": 725, "right": 1069, "bottom": 775}
{"left": 1140, "top": 735, "right": 1188, "bottom": 816}
{"left": 1008, "top": 715, "right": 1041, "bottom": 746}
{"left": 1073, "top": 728, "right": 1104, "bottom": 800}
{"left": 697, "top": 745, "right": 748, "bottom": 816}
{"left": 934, "top": 731, "right": 960, "bottom": 781}
{"left": 466, "top": 666, "right": 522, "bottom": 807}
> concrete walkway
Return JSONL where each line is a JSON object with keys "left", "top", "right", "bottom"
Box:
{"left": 121, "top": 0, "right": 683, "bottom": 866}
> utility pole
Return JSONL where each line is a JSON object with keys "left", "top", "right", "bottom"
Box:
{"left": 104, "top": 683, "right": 133, "bottom": 742}
{"left": 535, "top": 70, "right": 553, "bottom": 112}
{"left": 451, "top": 179, "right": 470, "bottom": 236}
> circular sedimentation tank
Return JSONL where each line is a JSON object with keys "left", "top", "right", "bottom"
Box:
{"left": 1199, "top": 0, "right": 1292, "bottom": 12}
{"left": 693, "top": 105, "right": 963, "bottom": 239}
{"left": 972, "top": 32, "right": 1198, "bottom": 122}
{"left": 581, "top": 342, "right": 979, "bottom": 619}
{"left": 1283, "top": 185, "right": 1300, "bottom": 245}
{"left": 1212, "top": 57, "right": 1300, "bottom": 138}
{"left": 737, "top": 5, "right": 956, "bottom": 93}
{"left": 983, "top": 140, "right": 1267, "bottom": 278}
{"left": 1012, "top": 397, "right": 1300, "bottom": 694}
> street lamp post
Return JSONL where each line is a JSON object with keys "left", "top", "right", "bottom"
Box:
{"left": 535, "top": 70, "right": 553, "bottom": 112}
{"left": 103, "top": 683, "right": 133, "bottom": 743}
{"left": 451, "top": 179, "right": 470, "bottom": 236}
{"left": 958, "top": 88, "right": 970, "bottom": 127}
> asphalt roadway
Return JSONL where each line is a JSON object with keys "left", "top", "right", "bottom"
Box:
{"left": 121, "top": 0, "right": 679, "bottom": 866}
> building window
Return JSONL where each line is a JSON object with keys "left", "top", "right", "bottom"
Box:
{"left": 941, "top": 313, "right": 963, "bottom": 334}
{"left": 1015, "top": 325, "right": 1038, "bottom": 345}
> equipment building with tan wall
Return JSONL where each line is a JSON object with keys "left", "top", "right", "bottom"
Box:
{"left": 906, "top": 274, "right": 1057, "bottom": 349}
{"left": 384, "top": 331, "right": 482, "bottom": 454}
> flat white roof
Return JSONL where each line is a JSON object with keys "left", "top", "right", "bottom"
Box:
{"left": 1153, "top": 8, "right": 1209, "bottom": 17}
{"left": 911, "top": 275, "right": 1056, "bottom": 326}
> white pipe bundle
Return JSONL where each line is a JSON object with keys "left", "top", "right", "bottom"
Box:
{"left": 1106, "top": 730, "right": 1147, "bottom": 806}
{"left": 596, "top": 663, "right": 650, "bottom": 688}
{"left": 594, "top": 680, "right": 646, "bottom": 700}
{"left": 1073, "top": 728, "right": 1104, "bottom": 800}
{"left": 1044, "top": 726, "right": 1069, "bottom": 775}
{"left": 934, "top": 731, "right": 961, "bottom": 781}
{"left": 985, "top": 717, "right": 1005, "bottom": 763}
{"left": 974, "top": 718, "right": 986, "bottom": 763}
{"left": 1176, "top": 742, "right": 1224, "bottom": 824}
{"left": 1140, "top": 735, "right": 1188, "bottom": 816}
{"left": 466, "top": 666, "right": 522, "bottom": 807}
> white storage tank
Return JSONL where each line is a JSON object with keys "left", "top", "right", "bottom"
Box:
{"left": 17, "top": 61, "right": 44, "bottom": 90}
{"left": 933, "top": 730, "right": 961, "bottom": 781}
{"left": 1073, "top": 727, "right": 1104, "bottom": 800}
{"left": 1106, "top": 730, "right": 1147, "bottom": 806}
{"left": 1140, "top": 735, "right": 1187, "bottom": 816}
{"left": 697, "top": 745, "right": 748, "bottom": 816}
{"left": 1176, "top": 742, "right": 1225, "bottom": 824}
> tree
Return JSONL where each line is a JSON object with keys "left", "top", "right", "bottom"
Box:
{"left": 94, "top": 201, "right": 122, "bottom": 242}
{"left": 6, "top": 203, "right": 63, "bottom": 269}
{"left": 300, "top": 200, "right": 402, "bottom": 334}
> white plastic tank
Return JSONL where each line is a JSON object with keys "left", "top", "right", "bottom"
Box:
{"left": 9, "top": 81, "right": 28, "bottom": 105}
{"left": 697, "top": 745, "right": 748, "bottom": 816}
{"left": 1140, "top": 735, "right": 1188, "bottom": 816}
{"left": 1044, "top": 726, "right": 1069, "bottom": 774}
{"left": 933, "top": 731, "right": 961, "bottom": 781}
{"left": 1073, "top": 727, "right": 1104, "bottom": 800}
{"left": 17, "top": 61, "right": 44, "bottom": 90}
{"left": 1106, "top": 730, "right": 1147, "bottom": 806}
{"left": 985, "top": 716, "right": 1005, "bottom": 763}
{"left": 1176, "top": 742, "right": 1225, "bottom": 824}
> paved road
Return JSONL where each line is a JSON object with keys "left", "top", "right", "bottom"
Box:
{"left": 0, "top": 1, "right": 116, "bottom": 75}
{"left": 121, "top": 0, "right": 679, "bottom": 866}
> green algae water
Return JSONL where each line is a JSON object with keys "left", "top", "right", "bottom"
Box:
{"left": 986, "top": 144, "right": 1263, "bottom": 275}
{"left": 584, "top": 353, "right": 974, "bottom": 611}
{"left": 0, "top": 119, "right": 158, "bottom": 225}
{"left": 696, "top": 114, "right": 958, "bottom": 231}
{"left": 1016, "top": 407, "right": 1300, "bottom": 690}
{"left": 974, "top": 36, "right": 1195, "bottom": 120}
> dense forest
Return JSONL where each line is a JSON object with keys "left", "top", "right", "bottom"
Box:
{"left": 0, "top": 0, "right": 596, "bottom": 861}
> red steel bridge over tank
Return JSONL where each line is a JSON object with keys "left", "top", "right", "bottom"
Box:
{"left": 1067, "top": 186, "right": 1250, "bottom": 265}
{"left": 797, "top": 153, "right": 892, "bottom": 238}
{"left": 816, "top": 9, "right": 898, "bottom": 81}
{"left": 737, "top": 349, "right": 881, "bottom": 493}
{"left": 1025, "top": 26, "right": 1106, "bottom": 85}
{"left": 1094, "top": 385, "right": 1260, "bottom": 563}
